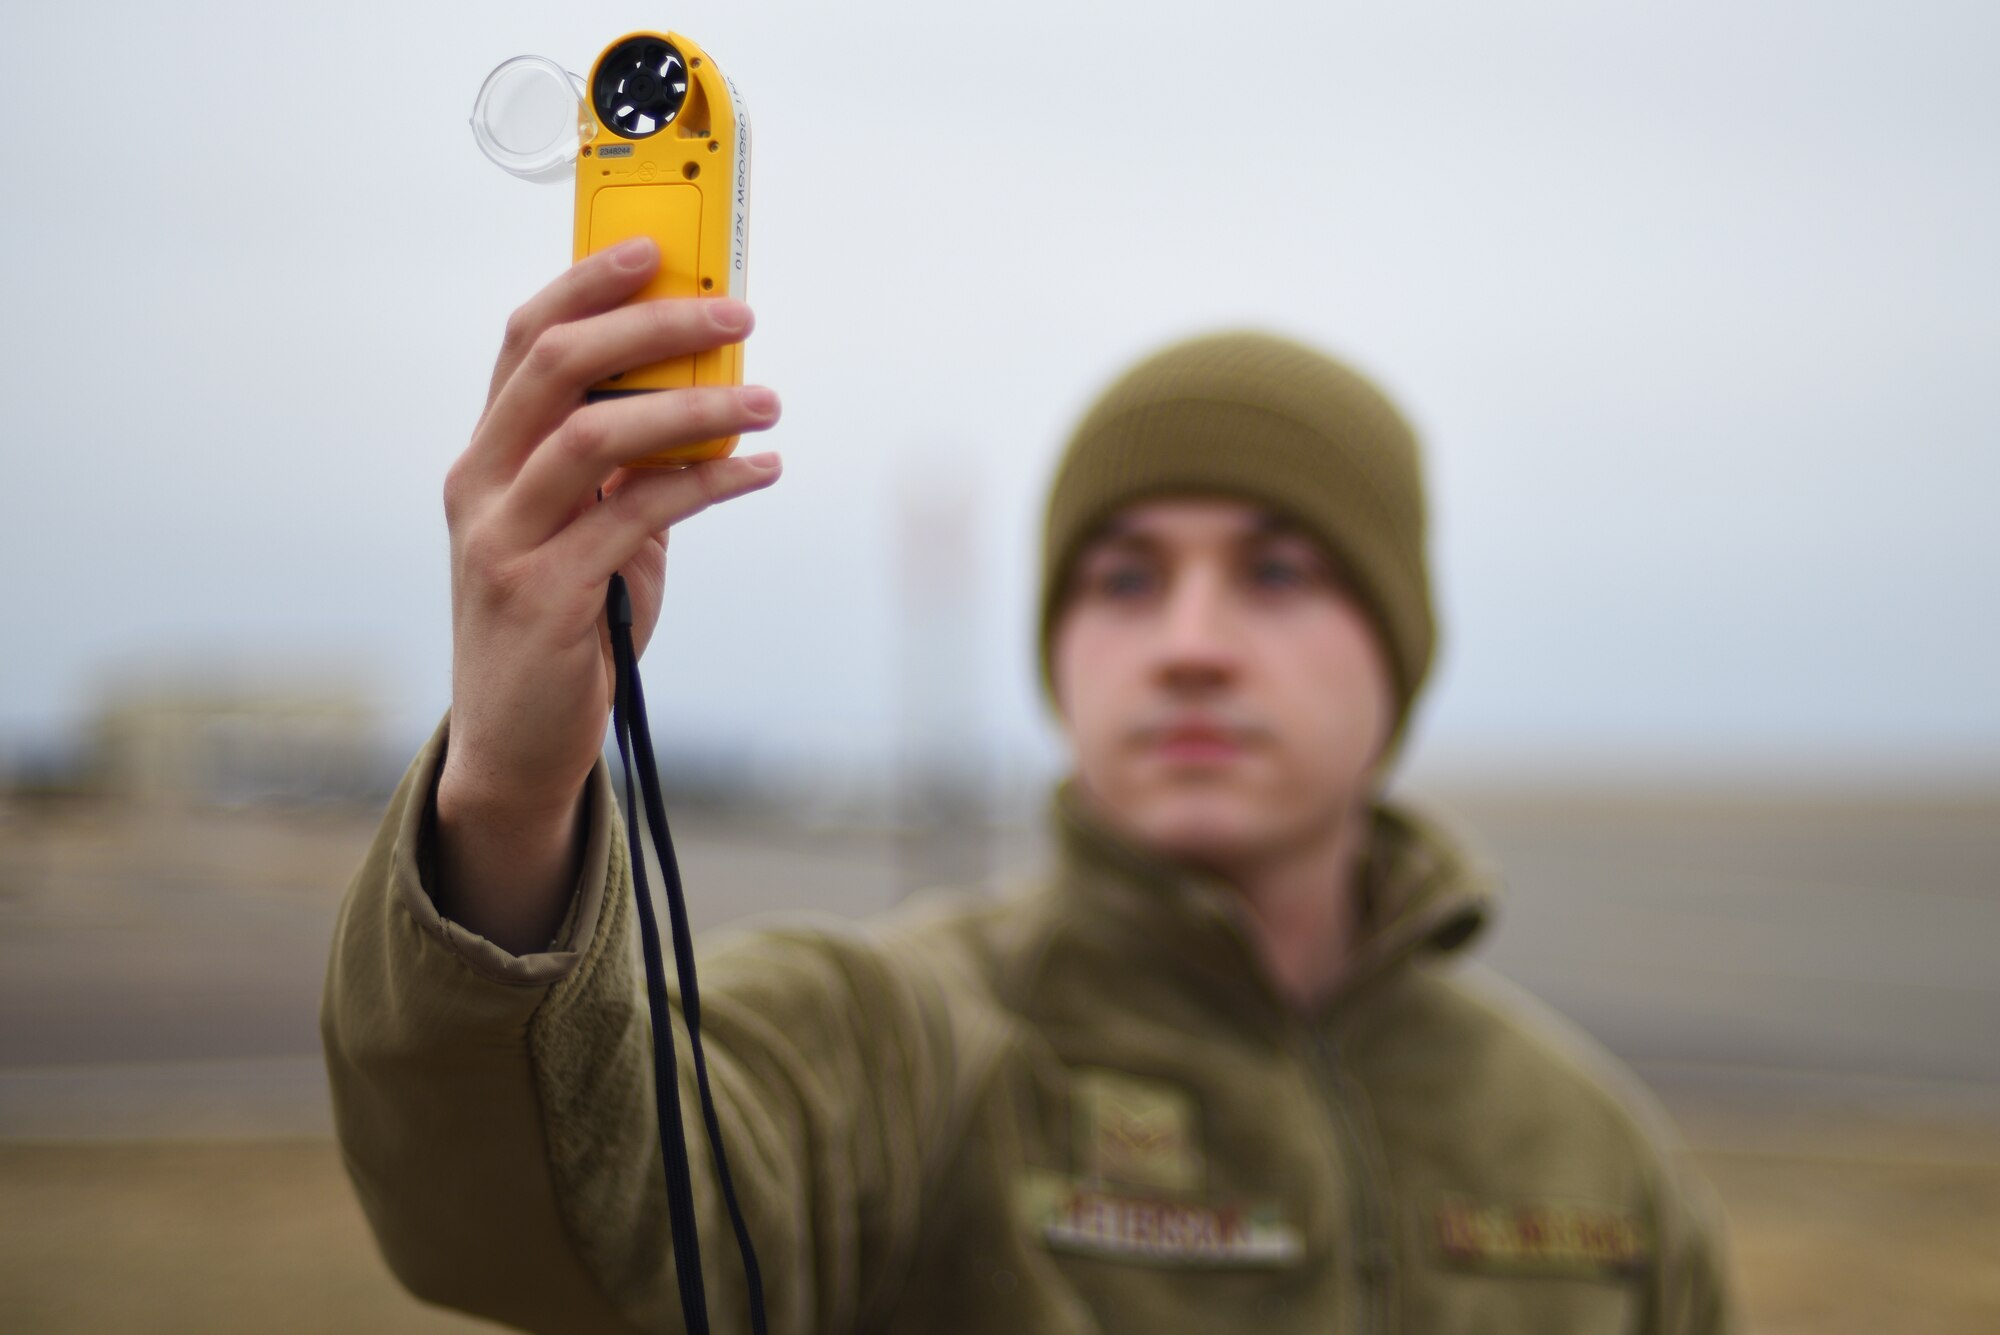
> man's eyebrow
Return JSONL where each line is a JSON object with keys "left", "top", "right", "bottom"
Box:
{"left": 1079, "top": 519, "right": 1159, "bottom": 551}
{"left": 1248, "top": 512, "right": 1314, "bottom": 541}
{"left": 1244, "top": 513, "right": 1344, "bottom": 576}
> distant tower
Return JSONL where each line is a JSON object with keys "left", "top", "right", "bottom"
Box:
{"left": 894, "top": 446, "right": 988, "bottom": 897}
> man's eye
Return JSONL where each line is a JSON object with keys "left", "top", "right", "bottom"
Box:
{"left": 1248, "top": 557, "right": 1310, "bottom": 589}
{"left": 1088, "top": 565, "right": 1156, "bottom": 598}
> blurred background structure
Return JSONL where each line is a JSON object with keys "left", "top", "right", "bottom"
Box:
{"left": 2, "top": 1, "right": 1996, "bottom": 1331}
{"left": 89, "top": 677, "right": 382, "bottom": 807}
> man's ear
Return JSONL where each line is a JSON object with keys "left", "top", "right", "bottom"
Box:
{"left": 1041, "top": 571, "right": 1081, "bottom": 726}
{"left": 1044, "top": 615, "right": 1073, "bottom": 728}
{"left": 1346, "top": 592, "right": 1405, "bottom": 778}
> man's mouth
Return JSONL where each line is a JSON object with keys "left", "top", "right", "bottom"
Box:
{"left": 1136, "top": 717, "right": 1256, "bottom": 764}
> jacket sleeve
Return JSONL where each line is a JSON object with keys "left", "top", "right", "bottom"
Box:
{"left": 320, "top": 723, "right": 1006, "bottom": 1334}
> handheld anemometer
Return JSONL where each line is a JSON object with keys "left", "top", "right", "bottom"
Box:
{"left": 472, "top": 31, "right": 752, "bottom": 465}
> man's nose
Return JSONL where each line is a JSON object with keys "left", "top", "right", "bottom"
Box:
{"left": 1153, "top": 566, "right": 1239, "bottom": 690}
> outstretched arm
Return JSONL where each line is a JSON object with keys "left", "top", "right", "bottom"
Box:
{"left": 323, "top": 729, "right": 1003, "bottom": 1334}
{"left": 322, "top": 246, "right": 1002, "bottom": 1332}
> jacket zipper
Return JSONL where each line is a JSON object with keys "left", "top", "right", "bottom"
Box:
{"left": 1306, "top": 1031, "right": 1396, "bottom": 1335}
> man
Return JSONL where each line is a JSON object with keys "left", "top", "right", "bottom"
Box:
{"left": 323, "top": 237, "right": 1738, "bottom": 1333}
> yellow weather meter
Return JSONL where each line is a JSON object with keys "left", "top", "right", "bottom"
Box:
{"left": 471, "top": 31, "right": 752, "bottom": 465}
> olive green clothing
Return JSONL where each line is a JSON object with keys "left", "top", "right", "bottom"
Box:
{"left": 322, "top": 726, "right": 1737, "bottom": 1334}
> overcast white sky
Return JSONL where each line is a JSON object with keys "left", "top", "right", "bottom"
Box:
{"left": 2, "top": 0, "right": 1996, "bottom": 790}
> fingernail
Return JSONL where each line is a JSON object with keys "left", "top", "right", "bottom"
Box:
{"left": 745, "top": 451, "right": 781, "bottom": 470}
{"left": 611, "top": 237, "right": 656, "bottom": 269}
{"left": 740, "top": 386, "right": 780, "bottom": 419}
{"left": 709, "top": 301, "right": 751, "bottom": 334}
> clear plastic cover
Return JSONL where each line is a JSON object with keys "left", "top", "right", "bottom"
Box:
{"left": 470, "top": 55, "right": 594, "bottom": 183}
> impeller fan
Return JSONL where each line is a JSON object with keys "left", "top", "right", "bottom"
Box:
{"left": 592, "top": 36, "right": 690, "bottom": 139}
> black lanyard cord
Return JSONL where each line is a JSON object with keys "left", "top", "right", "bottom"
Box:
{"left": 607, "top": 572, "right": 770, "bottom": 1335}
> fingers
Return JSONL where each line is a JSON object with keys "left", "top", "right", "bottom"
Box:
{"left": 542, "top": 452, "right": 785, "bottom": 586}
{"left": 482, "top": 237, "right": 661, "bottom": 418}
{"left": 470, "top": 295, "right": 757, "bottom": 485}
{"left": 500, "top": 384, "right": 781, "bottom": 547}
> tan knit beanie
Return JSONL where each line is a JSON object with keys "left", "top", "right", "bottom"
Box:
{"left": 1039, "top": 329, "right": 1437, "bottom": 756}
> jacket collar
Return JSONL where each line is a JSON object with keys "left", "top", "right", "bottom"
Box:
{"left": 1048, "top": 778, "right": 1499, "bottom": 1028}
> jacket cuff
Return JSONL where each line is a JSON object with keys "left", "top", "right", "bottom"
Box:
{"left": 390, "top": 714, "right": 616, "bottom": 986}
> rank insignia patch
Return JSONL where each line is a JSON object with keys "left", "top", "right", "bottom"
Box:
{"left": 1433, "top": 1199, "right": 1650, "bottom": 1277}
{"left": 1019, "top": 1168, "right": 1303, "bottom": 1268}
{"left": 1073, "top": 1067, "right": 1202, "bottom": 1194}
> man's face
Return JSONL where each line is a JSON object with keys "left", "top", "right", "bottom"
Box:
{"left": 1050, "top": 497, "right": 1396, "bottom": 870}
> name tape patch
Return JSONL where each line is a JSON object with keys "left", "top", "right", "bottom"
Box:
{"left": 1434, "top": 1199, "right": 1649, "bottom": 1277}
{"left": 1020, "top": 1169, "right": 1302, "bottom": 1268}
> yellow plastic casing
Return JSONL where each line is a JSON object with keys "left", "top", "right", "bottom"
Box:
{"left": 575, "top": 31, "right": 751, "bottom": 466}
